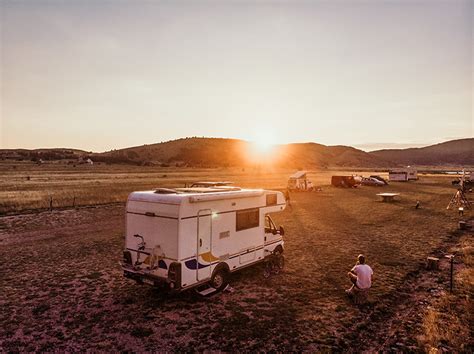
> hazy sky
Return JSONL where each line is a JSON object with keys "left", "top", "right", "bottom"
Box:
{"left": 1, "top": 0, "right": 472, "bottom": 152}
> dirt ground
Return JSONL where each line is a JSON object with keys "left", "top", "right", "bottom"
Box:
{"left": 0, "top": 175, "right": 472, "bottom": 351}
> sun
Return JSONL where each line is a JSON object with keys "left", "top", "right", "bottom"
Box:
{"left": 245, "top": 132, "right": 279, "bottom": 164}
{"left": 254, "top": 137, "right": 275, "bottom": 153}
{"left": 251, "top": 132, "right": 276, "bottom": 153}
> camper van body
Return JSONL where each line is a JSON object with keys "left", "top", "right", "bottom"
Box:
{"left": 122, "top": 187, "right": 286, "bottom": 292}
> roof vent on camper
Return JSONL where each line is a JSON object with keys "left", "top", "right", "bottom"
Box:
{"left": 154, "top": 188, "right": 178, "bottom": 194}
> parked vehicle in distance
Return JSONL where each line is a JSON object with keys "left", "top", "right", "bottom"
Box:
{"left": 389, "top": 167, "right": 418, "bottom": 181}
{"left": 360, "top": 176, "right": 385, "bottom": 186}
{"left": 370, "top": 175, "right": 389, "bottom": 185}
{"left": 288, "top": 171, "right": 314, "bottom": 191}
{"left": 452, "top": 178, "right": 472, "bottom": 186}
{"left": 121, "top": 185, "right": 286, "bottom": 295}
{"left": 331, "top": 175, "right": 358, "bottom": 188}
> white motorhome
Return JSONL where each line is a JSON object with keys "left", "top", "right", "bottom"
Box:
{"left": 388, "top": 170, "right": 408, "bottom": 181}
{"left": 389, "top": 167, "right": 418, "bottom": 182}
{"left": 122, "top": 186, "right": 286, "bottom": 294}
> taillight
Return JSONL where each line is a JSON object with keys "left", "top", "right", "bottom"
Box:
{"left": 168, "top": 262, "right": 182, "bottom": 289}
{"left": 123, "top": 250, "right": 132, "bottom": 265}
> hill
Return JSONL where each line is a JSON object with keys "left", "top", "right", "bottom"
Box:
{"left": 0, "top": 148, "right": 87, "bottom": 162}
{"left": 3, "top": 138, "right": 471, "bottom": 168}
{"left": 93, "top": 137, "right": 392, "bottom": 168}
{"left": 369, "top": 138, "right": 474, "bottom": 166}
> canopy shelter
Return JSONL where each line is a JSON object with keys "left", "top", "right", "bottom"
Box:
{"left": 288, "top": 171, "right": 311, "bottom": 191}
{"left": 289, "top": 171, "right": 307, "bottom": 179}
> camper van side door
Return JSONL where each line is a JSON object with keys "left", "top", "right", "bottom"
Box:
{"left": 197, "top": 209, "right": 212, "bottom": 281}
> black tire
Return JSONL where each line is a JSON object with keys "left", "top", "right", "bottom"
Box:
{"left": 263, "top": 262, "right": 272, "bottom": 279}
{"left": 272, "top": 260, "right": 280, "bottom": 275}
{"left": 210, "top": 268, "right": 229, "bottom": 291}
{"left": 276, "top": 254, "right": 285, "bottom": 270}
{"left": 273, "top": 245, "right": 283, "bottom": 256}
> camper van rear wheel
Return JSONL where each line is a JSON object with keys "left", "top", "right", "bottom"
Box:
{"left": 210, "top": 268, "right": 228, "bottom": 291}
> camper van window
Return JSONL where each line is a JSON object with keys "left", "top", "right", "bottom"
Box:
{"left": 265, "top": 215, "right": 276, "bottom": 233}
{"left": 266, "top": 194, "right": 277, "bottom": 206}
{"left": 236, "top": 208, "right": 259, "bottom": 231}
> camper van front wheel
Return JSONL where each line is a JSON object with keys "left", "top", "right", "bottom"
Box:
{"left": 276, "top": 254, "right": 285, "bottom": 270}
{"left": 210, "top": 268, "right": 229, "bottom": 291}
{"left": 274, "top": 245, "right": 283, "bottom": 256}
{"left": 273, "top": 246, "right": 284, "bottom": 268}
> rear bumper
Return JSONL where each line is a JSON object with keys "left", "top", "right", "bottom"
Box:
{"left": 123, "top": 267, "right": 182, "bottom": 292}
{"left": 123, "top": 268, "right": 165, "bottom": 285}
{"left": 121, "top": 252, "right": 182, "bottom": 291}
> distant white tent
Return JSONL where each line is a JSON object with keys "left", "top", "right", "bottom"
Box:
{"left": 288, "top": 171, "right": 313, "bottom": 191}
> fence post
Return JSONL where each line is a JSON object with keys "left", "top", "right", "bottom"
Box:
{"left": 49, "top": 196, "right": 53, "bottom": 211}
{"left": 445, "top": 254, "right": 455, "bottom": 293}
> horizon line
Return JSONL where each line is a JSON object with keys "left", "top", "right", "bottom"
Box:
{"left": 1, "top": 136, "right": 471, "bottom": 154}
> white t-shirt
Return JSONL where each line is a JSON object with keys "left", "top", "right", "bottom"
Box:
{"left": 351, "top": 264, "right": 373, "bottom": 289}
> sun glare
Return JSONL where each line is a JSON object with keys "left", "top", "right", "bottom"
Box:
{"left": 254, "top": 137, "right": 275, "bottom": 153}
{"left": 250, "top": 131, "right": 277, "bottom": 153}
{"left": 245, "top": 132, "right": 280, "bottom": 164}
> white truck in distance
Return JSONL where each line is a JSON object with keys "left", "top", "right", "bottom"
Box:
{"left": 122, "top": 185, "right": 287, "bottom": 294}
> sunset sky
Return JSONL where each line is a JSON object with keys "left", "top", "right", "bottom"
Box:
{"left": 1, "top": 0, "right": 472, "bottom": 152}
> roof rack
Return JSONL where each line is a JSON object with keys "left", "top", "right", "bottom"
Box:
{"left": 175, "top": 186, "right": 241, "bottom": 193}
{"left": 154, "top": 188, "right": 179, "bottom": 194}
{"left": 189, "top": 189, "right": 263, "bottom": 202}
{"left": 190, "top": 181, "right": 234, "bottom": 188}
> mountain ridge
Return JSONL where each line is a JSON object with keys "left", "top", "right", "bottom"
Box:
{"left": 369, "top": 138, "right": 474, "bottom": 166}
{"left": 1, "top": 137, "right": 472, "bottom": 168}
{"left": 90, "top": 137, "right": 393, "bottom": 168}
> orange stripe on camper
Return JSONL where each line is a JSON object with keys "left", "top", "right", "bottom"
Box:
{"left": 200, "top": 251, "right": 220, "bottom": 263}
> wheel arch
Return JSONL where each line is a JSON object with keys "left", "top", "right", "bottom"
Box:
{"left": 273, "top": 244, "right": 284, "bottom": 255}
{"left": 212, "top": 261, "right": 230, "bottom": 276}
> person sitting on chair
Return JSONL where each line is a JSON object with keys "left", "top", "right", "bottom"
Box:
{"left": 346, "top": 254, "right": 373, "bottom": 296}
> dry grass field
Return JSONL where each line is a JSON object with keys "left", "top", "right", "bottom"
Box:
{"left": 0, "top": 161, "right": 385, "bottom": 214}
{"left": 0, "top": 163, "right": 472, "bottom": 351}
